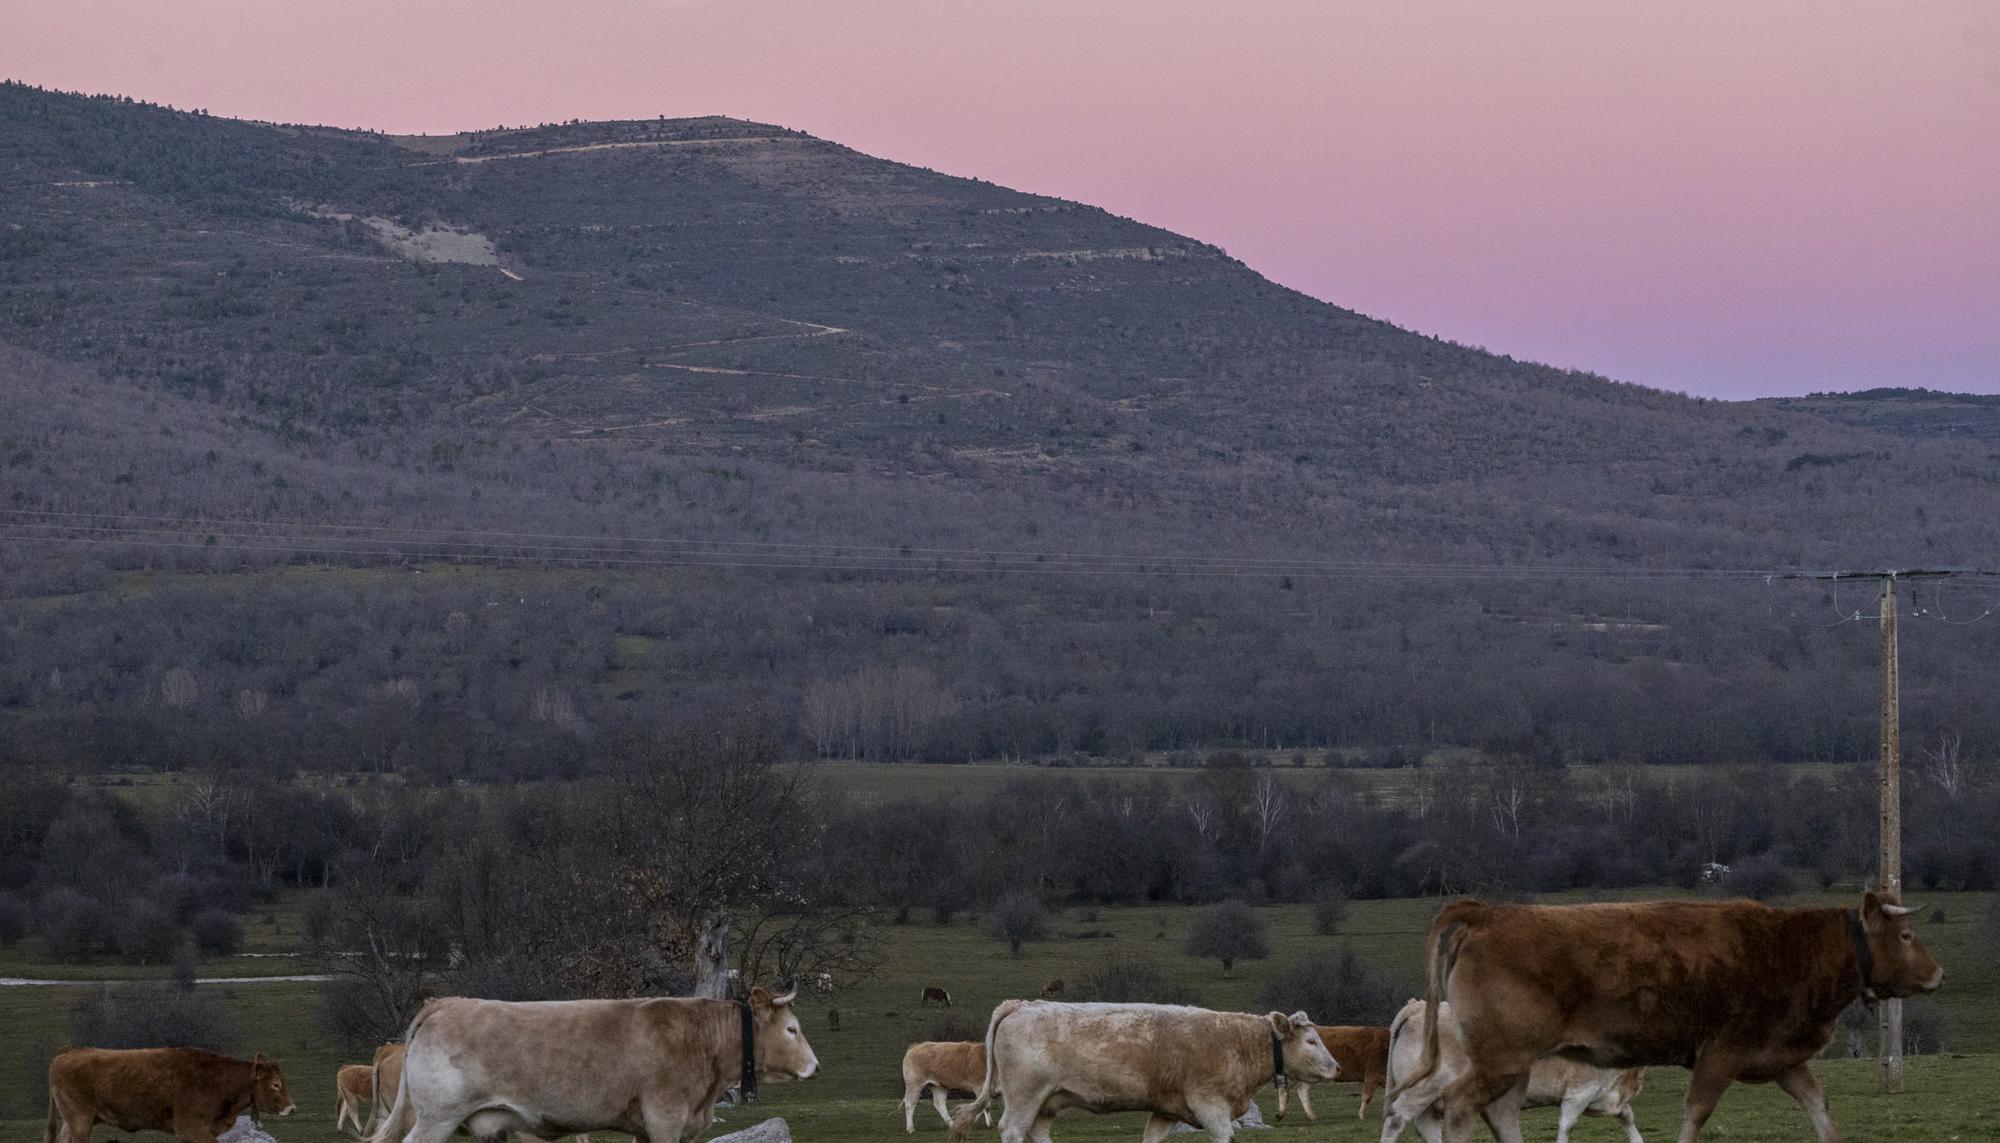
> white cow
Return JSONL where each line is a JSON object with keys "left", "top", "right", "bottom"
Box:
{"left": 368, "top": 987, "right": 816, "bottom": 1143}
{"left": 949, "top": 999, "right": 1340, "bottom": 1143}
{"left": 1381, "top": 999, "right": 1644, "bottom": 1143}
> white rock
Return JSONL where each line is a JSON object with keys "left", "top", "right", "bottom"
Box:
{"left": 219, "top": 1115, "right": 279, "bottom": 1143}
{"left": 709, "top": 1117, "right": 792, "bottom": 1143}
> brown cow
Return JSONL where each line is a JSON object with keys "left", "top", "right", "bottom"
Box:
{"left": 1040, "top": 978, "right": 1064, "bottom": 999}
{"left": 44, "top": 1047, "right": 297, "bottom": 1143}
{"left": 1274, "top": 1024, "right": 1390, "bottom": 1121}
{"left": 336, "top": 1064, "right": 376, "bottom": 1136}
{"left": 948, "top": 999, "right": 1341, "bottom": 1143}
{"left": 368, "top": 986, "right": 816, "bottom": 1143}
{"left": 921, "top": 986, "right": 954, "bottom": 1008}
{"left": 901, "top": 1041, "right": 993, "bottom": 1133}
{"left": 1394, "top": 891, "right": 1943, "bottom": 1143}
{"left": 1380, "top": 999, "right": 1644, "bottom": 1143}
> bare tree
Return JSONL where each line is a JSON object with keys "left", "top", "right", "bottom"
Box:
{"left": 732, "top": 904, "right": 884, "bottom": 991}
{"left": 1920, "top": 732, "right": 1968, "bottom": 801}
{"left": 986, "top": 891, "right": 1047, "bottom": 957}
{"left": 1251, "top": 774, "right": 1290, "bottom": 854}
{"left": 1182, "top": 900, "right": 1269, "bottom": 975}
{"left": 601, "top": 728, "right": 815, "bottom": 998}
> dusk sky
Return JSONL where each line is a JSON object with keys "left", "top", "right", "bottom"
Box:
{"left": 5, "top": 1, "right": 1995, "bottom": 398}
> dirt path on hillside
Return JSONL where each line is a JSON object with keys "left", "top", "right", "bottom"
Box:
{"left": 445, "top": 137, "right": 793, "bottom": 165}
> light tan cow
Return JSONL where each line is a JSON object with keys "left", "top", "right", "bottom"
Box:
{"left": 901, "top": 1041, "right": 992, "bottom": 1132}
{"left": 948, "top": 999, "right": 1340, "bottom": 1143}
{"left": 336, "top": 1064, "right": 376, "bottom": 1136}
{"left": 371, "top": 1040, "right": 593, "bottom": 1143}
{"left": 371, "top": 1044, "right": 405, "bottom": 1134}
{"left": 44, "top": 1047, "right": 298, "bottom": 1143}
{"left": 1379, "top": 999, "right": 1644, "bottom": 1143}
{"left": 1276, "top": 1024, "right": 1391, "bottom": 1121}
{"left": 368, "top": 987, "right": 815, "bottom": 1143}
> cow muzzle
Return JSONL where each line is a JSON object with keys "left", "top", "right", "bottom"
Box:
{"left": 279, "top": 1104, "right": 297, "bottom": 1117}
{"left": 1924, "top": 966, "right": 1944, "bottom": 992}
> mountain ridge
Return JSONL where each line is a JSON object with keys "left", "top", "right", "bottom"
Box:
{"left": 4, "top": 82, "right": 1998, "bottom": 774}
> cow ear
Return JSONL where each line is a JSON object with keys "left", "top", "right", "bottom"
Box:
{"left": 1861, "top": 889, "right": 1882, "bottom": 922}
{"left": 1267, "top": 1011, "right": 1293, "bottom": 1037}
{"left": 747, "top": 985, "right": 772, "bottom": 1013}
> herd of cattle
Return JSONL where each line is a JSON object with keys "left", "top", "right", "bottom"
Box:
{"left": 39, "top": 891, "right": 1943, "bottom": 1143}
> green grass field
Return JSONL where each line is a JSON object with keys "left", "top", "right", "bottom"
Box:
{"left": 2, "top": 891, "right": 1994, "bottom": 1141}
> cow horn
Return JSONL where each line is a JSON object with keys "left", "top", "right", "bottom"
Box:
{"left": 1881, "top": 903, "right": 1914, "bottom": 917}
{"left": 772, "top": 988, "right": 798, "bottom": 1007}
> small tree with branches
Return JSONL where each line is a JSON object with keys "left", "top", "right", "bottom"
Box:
{"left": 1182, "top": 900, "right": 1269, "bottom": 975}
{"left": 986, "top": 891, "right": 1047, "bottom": 957}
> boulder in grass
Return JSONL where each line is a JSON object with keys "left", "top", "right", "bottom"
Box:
{"left": 219, "top": 1115, "right": 280, "bottom": 1143}
{"left": 710, "top": 1117, "right": 792, "bottom": 1143}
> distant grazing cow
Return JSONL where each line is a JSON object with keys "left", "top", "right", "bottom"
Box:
{"left": 336, "top": 1064, "right": 376, "bottom": 1136}
{"left": 368, "top": 987, "right": 814, "bottom": 1143}
{"left": 1379, "top": 999, "right": 1643, "bottom": 1143}
{"left": 1389, "top": 891, "right": 1943, "bottom": 1143}
{"left": 901, "top": 1041, "right": 993, "bottom": 1133}
{"left": 1274, "top": 1024, "right": 1390, "bottom": 1121}
{"left": 921, "top": 986, "right": 954, "bottom": 1008}
{"left": 1040, "top": 978, "right": 1064, "bottom": 999}
{"left": 949, "top": 999, "right": 1339, "bottom": 1143}
{"left": 44, "top": 1046, "right": 297, "bottom": 1143}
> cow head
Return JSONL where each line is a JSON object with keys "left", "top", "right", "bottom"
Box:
{"left": 1269, "top": 1011, "right": 1340, "bottom": 1084}
{"left": 1859, "top": 890, "right": 1944, "bottom": 998}
{"left": 749, "top": 986, "right": 819, "bottom": 1081}
{"left": 250, "top": 1054, "right": 297, "bottom": 1117}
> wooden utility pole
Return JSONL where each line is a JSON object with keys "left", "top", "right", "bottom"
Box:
{"left": 1876, "top": 575, "right": 1903, "bottom": 1093}
{"left": 1786, "top": 567, "right": 1993, "bottom": 1093}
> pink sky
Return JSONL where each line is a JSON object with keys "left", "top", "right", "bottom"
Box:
{"left": 5, "top": 1, "right": 1996, "bottom": 398}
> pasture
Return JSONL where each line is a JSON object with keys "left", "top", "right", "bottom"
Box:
{"left": 1, "top": 892, "right": 1994, "bottom": 1142}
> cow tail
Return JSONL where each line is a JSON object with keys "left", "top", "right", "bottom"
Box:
{"left": 367, "top": 1003, "right": 440, "bottom": 1143}
{"left": 1392, "top": 905, "right": 1471, "bottom": 1099}
{"left": 948, "top": 999, "right": 1022, "bottom": 1142}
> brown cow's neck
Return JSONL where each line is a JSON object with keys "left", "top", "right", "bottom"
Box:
{"left": 1781, "top": 906, "right": 1872, "bottom": 1025}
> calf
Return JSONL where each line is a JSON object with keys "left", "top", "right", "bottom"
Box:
{"left": 1275, "top": 1024, "right": 1391, "bottom": 1121}
{"left": 901, "top": 1041, "right": 993, "bottom": 1133}
{"left": 45, "top": 1047, "right": 297, "bottom": 1143}
{"left": 949, "top": 999, "right": 1340, "bottom": 1143}
{"left": 1379, "top": 999, "right": 1643, "bottom": 1143}
{"left": 1393, "top": 891, "right": 1943, "bottom": 1143}
{"left": 336, "top": 1064, "right": 376, "bottom": 1136}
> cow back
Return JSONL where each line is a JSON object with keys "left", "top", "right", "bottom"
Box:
{"left": 1441, "top": 899, "right": 1863, "bottom": 1068}
{"left": 404, "top": 997, "right": 735, "bottom": 1135}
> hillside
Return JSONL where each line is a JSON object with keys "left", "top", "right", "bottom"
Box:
{"left": 1763, "top": 389, "right": 2000, "bottom": 448}
{"left": 4, "top": 83, "right": 1999, "bottom": 775}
